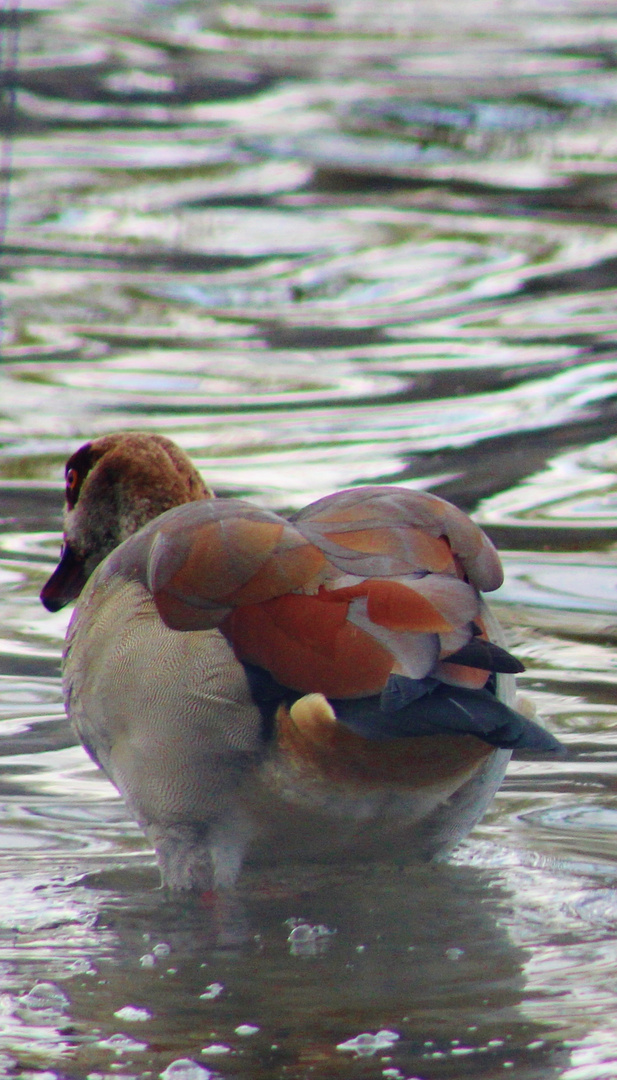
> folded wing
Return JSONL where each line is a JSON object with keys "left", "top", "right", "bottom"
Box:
{"left": 125, "top": 486, "right": 522, "bottom": 705}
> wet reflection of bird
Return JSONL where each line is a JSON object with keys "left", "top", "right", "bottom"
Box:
{"left": 40, "top": 432, "right": 563, "bottom": 893}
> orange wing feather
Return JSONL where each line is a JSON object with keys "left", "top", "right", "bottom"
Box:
{"left": 141, "top": 488, "right": 504, "bottom": 697}
{"left": 322, "top": 525, "right": 456, "bottom": 574}
{"left": 293, "top": 486, "right": 503, "bottom": 590}
{"left": 146, "top": 501, "right": 326, "bottom": 630}
{"left": 223, "top": 594, "right": 394, "bottom": 698}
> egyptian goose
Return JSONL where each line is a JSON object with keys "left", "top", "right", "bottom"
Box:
{"left": 40, "top": 432, "right": 562, "bottom": 891}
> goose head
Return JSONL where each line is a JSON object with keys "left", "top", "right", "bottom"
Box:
{"left": 40, "top": 432, "right": 212, "bottom": 612}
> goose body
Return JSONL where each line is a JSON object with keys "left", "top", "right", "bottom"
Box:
{"left": 41, "top": 433, "right": 562, "bottom": 891}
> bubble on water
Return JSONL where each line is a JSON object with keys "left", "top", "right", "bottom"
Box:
{"left": 287, "top": 922, "right": 336, "bottom": 957}
{"left": 337, "top": 1030, "right": 400, "bottom": 1056}
{"left": 18, "top": 982, "right": 69, "bottom": 1014}
{"left": 235, "top": 1024, "right": 259, "bottom": 1036}
{"left": 69, "top": 958, "right": 96, "bottom": 975}
{"left": 200, "top": 1045, "right": 230, "bottom": 1055}
{"left": 199, "top": 982, "right": 224, "bottom": 1000}
{"left": 445, "top": 947, "right": 465, "bottom": 960}
{"left": 18, "top": 1072, "right": 57, "bottom": 1080}
{"left": 87, "top": 1075, "right": 137, "bottom": 1080}
{"left": 153, "top": 943, "right": 171, "bottom": 957}
{"left": 160, "top": 1060, "right": 213, "bottom": 1080}
{"left": 113, "top": 1006, "right": 152, "bottom": 1022}
{"left": 97, "top": 1034, "right": 148, "bottom": 1054}
{"left": 139, "top": 954, "right": 156, "bottom": 968}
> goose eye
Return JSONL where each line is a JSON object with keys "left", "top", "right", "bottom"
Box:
{"left": 66, "top": 468, "right": 80, "bottom": 506}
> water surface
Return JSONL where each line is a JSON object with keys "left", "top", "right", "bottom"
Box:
{"left": 3, "top": 1, "right": 617, "bottom": 1077}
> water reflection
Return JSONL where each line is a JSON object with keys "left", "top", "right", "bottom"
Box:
{"left": 0, "top": 856, "right": 576, "bottom": 1078}
{"left": 4, "top": 0, "right": 617, "bottom": 1075}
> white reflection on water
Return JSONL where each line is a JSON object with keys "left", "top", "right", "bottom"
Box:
{"left": 6, "top": 0, "right": 617, "bottom": 1075}
{"left": 497, "top": 556, "right": 617, "bottom": 615}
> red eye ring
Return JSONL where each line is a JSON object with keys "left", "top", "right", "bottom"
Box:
{"left": 66, "top": 468, "right": 78, "bottom": 492}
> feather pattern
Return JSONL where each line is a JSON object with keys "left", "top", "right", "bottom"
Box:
{"left": 292, "top": 486, "right": 504, "bottom": 590}
{"left": 108, "top": 487, "right": 513, "bottom": 700}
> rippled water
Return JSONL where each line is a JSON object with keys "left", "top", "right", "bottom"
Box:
{"left": 3, "top": 0, "right": 617, "bottom": 1076}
